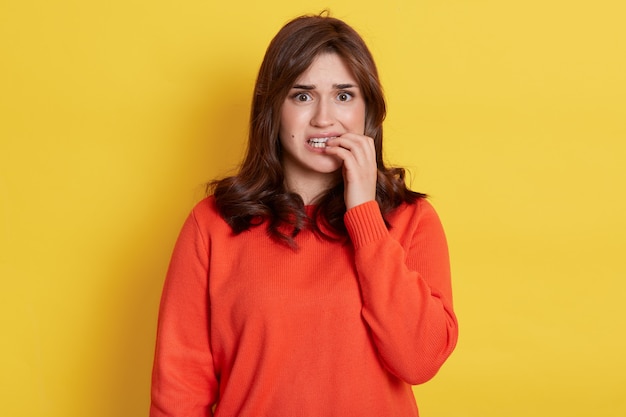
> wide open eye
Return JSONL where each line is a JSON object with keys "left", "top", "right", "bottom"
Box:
{"left": 337, "top": 92, "right": 353, "bottom": 102}
{"left": 292, "top": 92, "right": 312, "bottom": 102}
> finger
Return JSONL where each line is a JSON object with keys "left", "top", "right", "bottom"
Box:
{"left": 325, "top": 134, "right": 375, "bottom": 165}
{"left": 325, "top": 137, "right": 377, "bottom": 184}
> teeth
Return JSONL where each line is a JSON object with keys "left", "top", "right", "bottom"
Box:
{"left": 308, "top": 137, "right": 336, "bottom": 148}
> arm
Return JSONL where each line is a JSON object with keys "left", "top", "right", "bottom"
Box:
{"left": 327, "top": 132, "right": 457, "bottom": 383}
{"left": 150, "top": 210, "right": 218, "bottom": 416}
{"left": 345, "top": 199, "right": 458, "bottom": 385}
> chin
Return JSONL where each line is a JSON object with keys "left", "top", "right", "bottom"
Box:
{"left": 313, "top": 162, "right": 343, "bottom": 174}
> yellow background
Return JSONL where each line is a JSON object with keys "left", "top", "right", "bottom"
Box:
{"left": 1, "top": 0, "right": 625, "bottom": 416}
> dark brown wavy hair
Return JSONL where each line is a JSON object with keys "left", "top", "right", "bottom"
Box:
{"left": 209, "top": 13, "right": 424, "bottom": 247}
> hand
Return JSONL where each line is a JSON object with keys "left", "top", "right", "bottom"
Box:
{"left": 325, "top": 133, "right": 377, "bottom": 210}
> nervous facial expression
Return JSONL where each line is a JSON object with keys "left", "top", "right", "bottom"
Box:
{"left": 279, "top": 52, "right": 366, "bottom": 189}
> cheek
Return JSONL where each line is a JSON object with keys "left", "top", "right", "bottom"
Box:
{"left": 338, "top": 106, "right": 365, "bottom": 132}
{"left": 279, "top": 106, "right": 303, "bottom": 134}
{"left": 278, "top": 110, "right": 292, "bottom": 139}
{"left": 351, "top": 105, "right": 366, "bottom": 134}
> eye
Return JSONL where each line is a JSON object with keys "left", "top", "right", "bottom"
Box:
{"left": 337, "top": 92, "right": 353, "bottom": 102}
{"left": 292, "top": 92, "right": 312, "bottom": 102}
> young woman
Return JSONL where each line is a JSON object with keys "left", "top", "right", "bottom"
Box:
{"left": 150, "top": 13, "right": 458, "bottom": 417}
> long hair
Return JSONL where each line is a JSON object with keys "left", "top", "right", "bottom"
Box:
{"left": 209, "top": 13, "right": 424, "bottom": 247}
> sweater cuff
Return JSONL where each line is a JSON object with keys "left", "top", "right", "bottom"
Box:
{"left": 344, "top": 200, "right": 389, "bottom": 249}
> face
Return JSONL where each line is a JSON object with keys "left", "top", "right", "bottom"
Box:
{"left": 278, "top": 52, "right": 366, "bottom": 191}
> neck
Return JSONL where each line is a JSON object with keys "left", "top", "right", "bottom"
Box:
{"left": 284, "top": 173, "right": 340, "bottom": 205}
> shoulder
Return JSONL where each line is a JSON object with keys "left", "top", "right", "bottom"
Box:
{"left": 390, "top": 197, "right": 440, "bottom": 224}
{"left": 384, "top": 198, "right": 449, "bottom": 255}
{"left": 187, "top": 196, "right": 231, "bottom": 236}
{"left": 387, "top": 197, "right": 446, "bottom": 238}
{"left": 190, "top": 195, "right": 218, "bottom": 218}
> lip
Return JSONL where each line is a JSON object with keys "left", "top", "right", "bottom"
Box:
{"left": 307, "top": 132, "right": 342, "bottom": 141}
{"left": 306, "top": 134, "right": 340, "bottom": 150}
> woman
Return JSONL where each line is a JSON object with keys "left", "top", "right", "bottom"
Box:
{"left": 151, "top": 13, "right": 458, "bottom": 417}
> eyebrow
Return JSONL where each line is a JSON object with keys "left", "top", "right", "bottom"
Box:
{"left": 291, "top": 83, "right": 359, "bottom": 90}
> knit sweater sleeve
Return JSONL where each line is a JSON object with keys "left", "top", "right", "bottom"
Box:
{"left": 150, "top": 207, "right": 218, "bottom": 416}
{"left": 344, "top": 199, "right": 458, "bottom": 385}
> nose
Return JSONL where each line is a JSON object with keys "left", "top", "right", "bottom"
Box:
{"left": 310, "top": 99, "right": 335, "bottom": 128}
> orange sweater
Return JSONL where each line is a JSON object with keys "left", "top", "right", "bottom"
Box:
{"left": 150, "top": 198, "right": 458, "bottom": 417}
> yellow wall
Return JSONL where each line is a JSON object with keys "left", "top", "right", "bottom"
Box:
{"left": 1, "top": 1, "right": 624, "bottom": 416}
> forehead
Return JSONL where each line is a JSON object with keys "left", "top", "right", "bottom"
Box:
{"left": 294, "top": 52, "right": 358, "bottom": 85}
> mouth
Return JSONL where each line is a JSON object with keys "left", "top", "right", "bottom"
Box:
{"left": 307, "top": 136, "right": 337, "bottom": 148}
